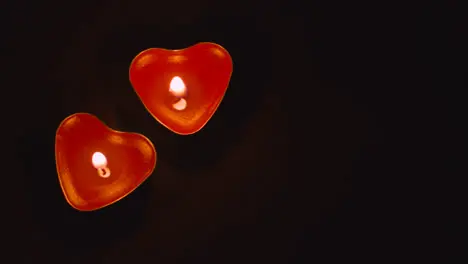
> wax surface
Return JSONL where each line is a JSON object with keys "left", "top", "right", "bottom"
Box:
{"left": 129, "top": 42, "right": 233, "bottom": 135}
{"left": 55, "top": 113, "right": 157, "bottom": 211}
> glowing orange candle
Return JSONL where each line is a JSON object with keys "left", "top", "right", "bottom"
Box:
{"left": 129, "top": 42, "right": 233, "bottom": 135}
{"left": 55, "top": 113, "right": 157, "bottom": 211}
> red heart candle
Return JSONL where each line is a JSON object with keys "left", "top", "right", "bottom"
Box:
{"left": 129, "top": 42, "right": 233, "bottom": 135}
{"left": 55, "top": 113, "right": 157, "bottom": 211}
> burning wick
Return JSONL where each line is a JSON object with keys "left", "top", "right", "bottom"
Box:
{"left": 92, "top": 152, "right": 111, "bottom": 178}
{"left": 169, "top": 76, "right": 187, "bottom": 111}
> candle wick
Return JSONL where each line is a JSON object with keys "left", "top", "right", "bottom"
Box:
{"left": 97, "top": 167, "right": 111, "bottom": 178}
{"left": 172, "top": 98, "right": 187, "bottom": 111}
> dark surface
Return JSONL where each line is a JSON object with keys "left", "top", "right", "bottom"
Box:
{"left": 2, "top": 1, "right": 465, "bottom": 263}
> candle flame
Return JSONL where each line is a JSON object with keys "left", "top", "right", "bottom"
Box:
{"left": 92, "top": 152, "right": 107, "bottom": 169}
{"left": 169, "top": 76, "right": 187, "bottom": 110}
{"left": 169, "top": 76, "right": 186, "bottom": 97}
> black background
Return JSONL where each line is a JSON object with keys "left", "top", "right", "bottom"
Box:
{"left": 2, "top": 1, "right": 465, "bottom": 263}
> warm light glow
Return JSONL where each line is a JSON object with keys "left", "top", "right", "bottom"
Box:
{"left": 169, "top": 76, "right": 188, "bottom": 110}
{"left": 169, "top": 76, "right": 186, "bottom": 97}
{"left": 92, "top": 152, "right": 111, "bottom": 178}
{"left": 92, "top": 152, "right": 107, "bottom": 169}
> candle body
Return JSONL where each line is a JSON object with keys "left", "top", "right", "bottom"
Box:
{"left": 129, "top": 42, "right": 233, "bottom": 135}
{"left": 55, "top": 113, "right": 156, "bottom": 211}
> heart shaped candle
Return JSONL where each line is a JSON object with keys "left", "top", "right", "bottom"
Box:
{"left": 55, "top": 113, "right": 157, "bottom": 211}
{"left": 129, "top": 42, "right": 233, "bottom": 135}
